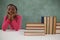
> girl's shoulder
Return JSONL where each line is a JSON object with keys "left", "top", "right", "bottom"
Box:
{"left": 4, "top": 15, "right": 7, "bottom": 19}
{"left": 16, "top": 14, "right": 22, "bottom": 18}
{"left": 3, "top": 15, "right": 8, "bottom": 20}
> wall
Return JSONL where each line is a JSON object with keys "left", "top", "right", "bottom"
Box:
{"left": 0, "top": 0, "right": 60, "bottom": 29}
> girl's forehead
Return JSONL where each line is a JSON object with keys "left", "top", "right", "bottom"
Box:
{"left": 8, "top": 6, "right": 15, "bottom": 9}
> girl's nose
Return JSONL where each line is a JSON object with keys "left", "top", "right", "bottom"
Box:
{"left": 10, "top": 10, "right": 12, "bottom": 12}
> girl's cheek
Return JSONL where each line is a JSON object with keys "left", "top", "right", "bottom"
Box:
{"left": 8, "top": 11, "right": 10, "bottom": 13}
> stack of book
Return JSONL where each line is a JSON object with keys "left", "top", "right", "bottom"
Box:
{"left": 45, "top": 16, "right": 56, "bottom": 34}
{"left": 24, "top": 16, "right": 56, "bottom": 36}
{"left": 26, "top": 23, "right": 44, "bottom": 30}
{"left": 24, "top": 23, "right": 45, "bottom": 36}
{"left": 24, "top": 29, "right": 45, "bottom": 36}
{"left": 56, "top": 23, "right": 60, "bottom": 34}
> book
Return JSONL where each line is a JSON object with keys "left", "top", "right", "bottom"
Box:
{"left": 26, "top": 26, "right": 44, "bottom": 30}
{"left": 56, "top": 30, "right": 60, "bottom": 34}
{"left": 56, "top": 23, "right": 60, "bottom": 26}
{"left": 44, "top": 16, "right": 47, "bottom": 34}
{"left": 24, "top": 30, "right": 44, "bottom": 33}
{"left": 56, "top": 26, "right": 60, "bottom": 30}
{"left": 50, "top": 16, "right": 53, "bottom": 34}
{"left": 56, "top": 26, "right": 60, "bottom": 29}
{"left": 46, "top": 16, "right": 50, "bottom": 34}
{"left": 56, "top": 28, "right": 60, "bottom": 30}
{"left": 26, "top": 23, "right": 44, "bottom": 27}
{"left": 53, "top": 16, "right": 56, "bottom": 34}
{"left": 24, "top": 32, "right": 45, "bottom": 36}
{"left": 41, "top": 16, "right": 44, "bottom": 23}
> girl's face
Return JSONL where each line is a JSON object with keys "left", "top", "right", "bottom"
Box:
{"left": 7, "top": 6, "right": 16, "bottom": 15}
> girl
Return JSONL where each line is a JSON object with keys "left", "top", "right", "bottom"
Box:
{"left": 2, "top": 4, "right": 22, "bottom": 31}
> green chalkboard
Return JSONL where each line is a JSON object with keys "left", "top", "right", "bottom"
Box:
{"left": 0, "top": 0, "right": 60, "bottom": 29}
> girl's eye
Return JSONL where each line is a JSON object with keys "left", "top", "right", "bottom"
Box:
{"left": 12, "top": 9, "right": 14, "bottom": 10}
{"left": 8, "top": 9, "right": 10, "bottom": 11}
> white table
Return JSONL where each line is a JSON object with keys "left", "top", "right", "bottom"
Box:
{"left": 0, "top": 29, "right": 60, "bottom": 40}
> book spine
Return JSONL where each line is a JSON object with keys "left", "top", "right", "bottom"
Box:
{"left": 41, "top": 16, "right": 44, "bottom": 23}
{"left": 50, "top": 16, "right": 53, "bottom": 34}
{"left": 56, "top": 30, "right": 60, "bottom": 34}
{"left": 53, "top": 16, "right": 56, "bottom": 34}
{"left": 44, "top": 16, "right": 47, "bottom": 34}
{"left": 56, "top": 23, "right": 60, "bottom": 26}
{"left": 24, "top": 30, "right": 44, "bottom": 33}
{"left": 24, "top": 32, "right": 45, "bottom": 36}
{"left": 26, "top": 26, "right": 44, "bottom": 30}
{"left": 26, "top": 24, "right": 44, "bottom": 26}
{"left": 47, "top": 16, "right": 50, "bottom": 34}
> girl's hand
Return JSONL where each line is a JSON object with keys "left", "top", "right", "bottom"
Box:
{"left": 7, "top": 13, "right": 16, "bottom": 21}
{"left": 10, "top": 13, "right": 16, "bottom": 21}
{"left": 7, "top": 13, "right": 12, "bottom": 20}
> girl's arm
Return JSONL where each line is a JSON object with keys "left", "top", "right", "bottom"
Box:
{"left": 2, "top": 16, "right": 10, "bottom": 30}
{"left": 11, "top": 15, "right": 22, "bottom": 30}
